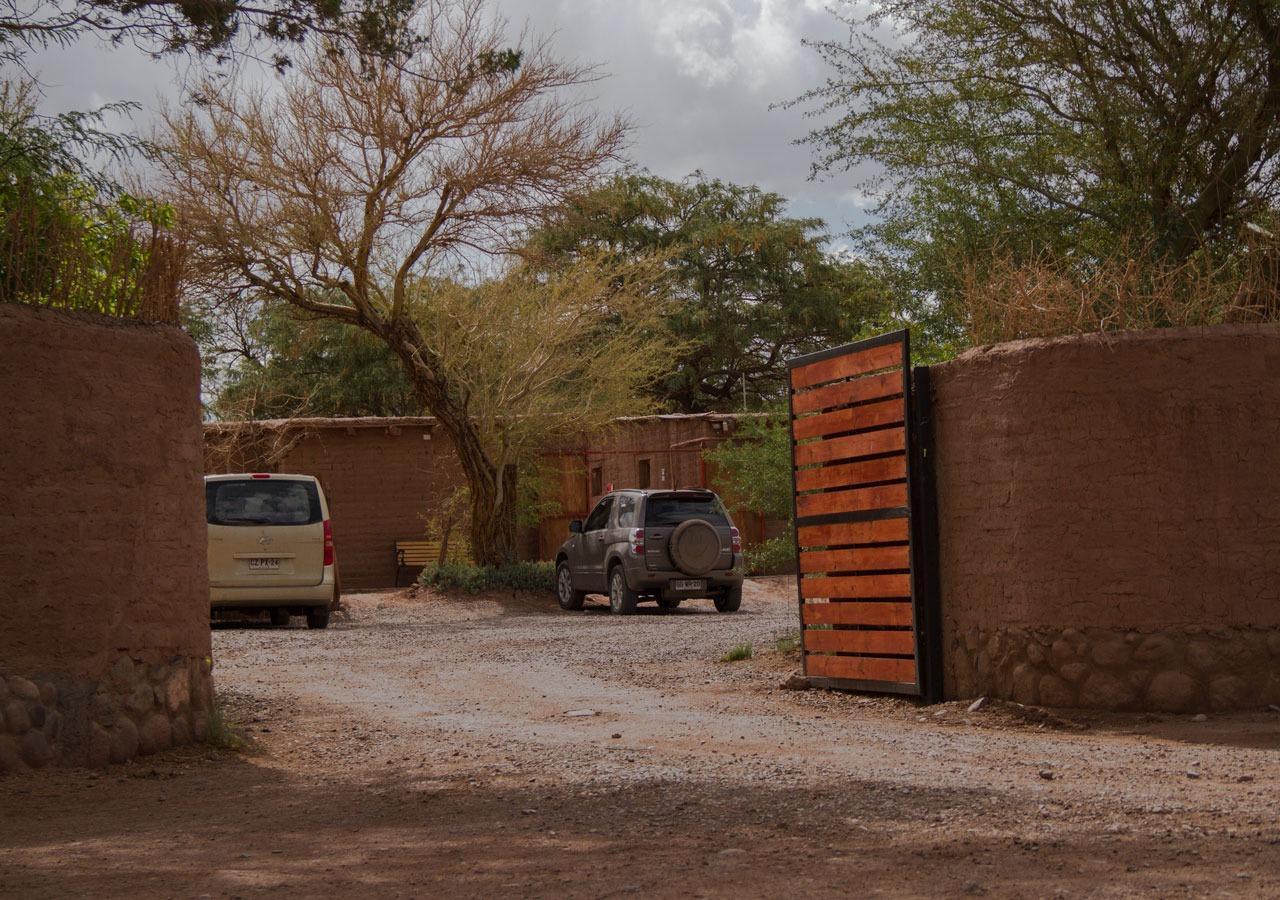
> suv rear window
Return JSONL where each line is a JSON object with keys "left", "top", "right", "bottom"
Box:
{"left": 644, "top": 494, "right": 729, "bottom": 527}
{"left": 206, "top": 479, "right": 322, "bottom": 527}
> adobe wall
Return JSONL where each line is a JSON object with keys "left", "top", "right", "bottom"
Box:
{"left": 0, "top": 305, "right": 213, "bottom": 772}
{"left": 931, "top": 324, "right": 1280, "bottom": 712}
{"left": 206, "top": 414, "right": 782, "bottom": 587}
{"left": 282, "top": 423, "right": 474, "bottom": 588}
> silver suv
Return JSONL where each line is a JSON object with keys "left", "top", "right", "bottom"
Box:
{"left": 554, "top": 489, "right": 746, "bottom": 615}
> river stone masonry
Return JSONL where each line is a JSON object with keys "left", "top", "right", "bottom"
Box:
{"left": 947, "top": 626, "right": 1280, "bottom": 713}
{"left": 0, "top": 654, "right": 213, "bottom": 773}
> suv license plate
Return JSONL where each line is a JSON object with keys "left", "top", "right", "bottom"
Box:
{"left": 248, "top": 558, "right": 281, "bottom": 571}
{"left": 672, "top": 579, "right": 705, "bottom": 591}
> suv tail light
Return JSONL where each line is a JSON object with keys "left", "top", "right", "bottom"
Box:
{"left": 323, "top": 519, "right": 335, "bottom": 566}
{"left": 730, "top": 526, "right": 742, "bottom": 554}
{"left": 629, "top": 528, "right": 644, "bottom": 556}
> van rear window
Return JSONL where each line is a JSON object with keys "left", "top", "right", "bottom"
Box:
{"left": 206, "top": 480, "right": 321, "bottom": 527}
{"left": 644, "top": 494, "right": 729, "bottom": 527}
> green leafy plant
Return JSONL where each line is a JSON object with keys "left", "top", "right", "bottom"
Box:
{"left": 417, "top": 560, "right": 555, "bottom": 594}
{"left": 721, "top": 642, "right": 754, "bottom": 663}
{"left": 743, "top": 535, "right": 796, "bottom": 576}
{"left": 774, "top": 632, "right": 801, "bottom": 655}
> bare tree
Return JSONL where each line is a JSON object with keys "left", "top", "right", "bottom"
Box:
{"left": 157, "top": 0, "right": 639, "bottom": 565}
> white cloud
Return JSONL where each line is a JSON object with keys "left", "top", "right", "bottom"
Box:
{"left": 17, "top": 0, "right": 878, "bottom": 233}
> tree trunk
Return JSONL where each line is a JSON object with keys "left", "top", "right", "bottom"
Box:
{"left": 383, "top": 318, "right": 520, "bottom": 568}
{"left": 466, "top": 462, "right": 519, "bottom": 568}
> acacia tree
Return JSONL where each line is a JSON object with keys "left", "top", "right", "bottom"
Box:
{"left": 158, "top": 0, "right": 637, "bottom": 565}
{"left": 1, "top": 0, "right": 416, "bottom": 67}
{"left": 795, "top": 0, "right": 1280, "bottom": 341}
{"left": 525, "top": 173, "right": 893, "bottom": 411}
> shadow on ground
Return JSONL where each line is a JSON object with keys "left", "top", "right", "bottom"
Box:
{"left": 1, "top": 745, "right": 1276, "bottom": 898}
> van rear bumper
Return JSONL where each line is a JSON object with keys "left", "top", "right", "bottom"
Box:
{"left": 210, "top": 567, "right": 335, "bottom": 608}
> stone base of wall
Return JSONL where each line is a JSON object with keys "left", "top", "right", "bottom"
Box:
{"left": 947, "top": 626, "right": 1280, "bottom": 713}
{"left": 0, "top": 654, "right": 214, "bottom": 773}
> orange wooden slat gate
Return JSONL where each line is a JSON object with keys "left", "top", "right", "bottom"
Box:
{"left": 787, "top": 330, "right": 942, "bottom": 700}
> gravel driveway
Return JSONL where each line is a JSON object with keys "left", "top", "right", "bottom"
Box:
{"left": 1, "top": 578, "right": 1278, "bottom": 897}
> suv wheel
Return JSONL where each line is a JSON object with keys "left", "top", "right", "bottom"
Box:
{"left": 556, "top": 561, "right": 586, "bottom": 611}
{"left": 714, "top": 586, "right": 742, "bottom": 613}
{"left": 609, "top": 566, "right": 639, "bottom": 615}
{"left": 306, "top": 606, "right": 330, "bottom": 629}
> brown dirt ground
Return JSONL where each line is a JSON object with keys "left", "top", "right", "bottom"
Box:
{"left": 2, "top": 578, "right": 1278, "bottom": 898}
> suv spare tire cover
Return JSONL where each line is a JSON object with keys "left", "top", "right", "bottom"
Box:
{"left": 668, "top": 518, "right": 722, "bottom": 577}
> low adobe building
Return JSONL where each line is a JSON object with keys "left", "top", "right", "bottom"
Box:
{"left": 204, "top": 413, "right": 786, "bottom": 590}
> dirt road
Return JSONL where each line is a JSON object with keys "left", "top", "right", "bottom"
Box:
{"left": 2, "top": 580, "right": 1279, "bottom": 897}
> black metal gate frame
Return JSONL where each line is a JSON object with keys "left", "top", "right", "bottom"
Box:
{"left": 786, "top": 329, "right": 944, "bottom": 703}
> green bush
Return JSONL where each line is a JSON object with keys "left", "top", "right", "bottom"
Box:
{"left": 721, "top": 641, "right": 754, "bottom": 662}
{"left": 744, "top": 535, "right": 796, "bottom": 575}
{"left": 417, "top": 560, "right": 555, "bottom": 594}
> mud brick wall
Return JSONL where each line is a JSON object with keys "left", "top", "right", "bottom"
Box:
{"left": 207, "top": 414, "right": 778, "bottom": 587}
{"left": 282, "top": 423, "right": 473, "bottom": 588}
{"left": 0, "top": 305, "right": 213, "bottom": 771}
{"left": 931, "top": 324, "right": 1280, "bottom": 712}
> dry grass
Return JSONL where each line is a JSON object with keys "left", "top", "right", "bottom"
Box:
{"left": 959, "top": 234, "right": 1280, "bottom": 344}
{"left": 0, "top": 187, "right": 184, "bottom": 323}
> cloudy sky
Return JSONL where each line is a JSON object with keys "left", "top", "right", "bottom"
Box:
{"left": 23, "top": 0, "right": 870, "bottom": 236}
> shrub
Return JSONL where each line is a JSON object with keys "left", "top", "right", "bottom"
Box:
{"left": 744, "top": 535, "right": 796, "bottom": 575}
{"left": 774, "top": 632, "right": 801, "bottom": 655}
{"left": 959, "top": 235, "right": 1280, "bottom": 345}
{"left": 721, "top": 642, "right": 754, "bottom": 663}
{"left": 418, "top": 560, "right": 555, "bottom": 594}
{"left": 204, "top": 694, "right": 245, "bottom": 751}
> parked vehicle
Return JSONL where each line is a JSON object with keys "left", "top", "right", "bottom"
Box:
{"left": 205, "top": 473, "right": 338, "bottom": 628}
{"left": 554, "top": 489, "right": 745, "bottom": 614}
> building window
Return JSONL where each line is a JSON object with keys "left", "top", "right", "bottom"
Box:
{"left": 638, "top": 458, "right": 651, "bottom": 489}
{"left": 590, "top": 465, "right": 603, "bottom": 497}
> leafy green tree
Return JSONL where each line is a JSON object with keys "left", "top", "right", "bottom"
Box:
{"left": 0, "top": 80, "right": 178, "bottom": 317}
{"left": 212, "top": 305, "right": 417, "bottom": 419}
{"left": 2, "top": 0, "right": 418, "bottom": 69}
{"left": 525, "top": 172, "right": 895, "bottom": 411}
{"left": 795, "top": 0, "right": 1280, "bottom": 343}
{"left": 704, "top": 409, "right": 795, "bottom": 573}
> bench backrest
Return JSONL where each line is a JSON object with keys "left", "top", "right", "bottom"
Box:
{"left": 395, "top": 539, "right": 471, "bottom": 566}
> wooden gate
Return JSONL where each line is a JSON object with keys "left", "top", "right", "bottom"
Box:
{"left": 787, "top": 330, "right": 942, "bottom": 701}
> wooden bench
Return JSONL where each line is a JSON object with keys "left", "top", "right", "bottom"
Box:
{"left": 394, "top": 539, "right": 470, "bottom": 586}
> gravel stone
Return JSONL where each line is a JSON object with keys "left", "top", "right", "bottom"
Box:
{"left": 1091, "top": 641, "right": 1131, "bottom": 669}
{"left": 1038, "top": 675, "right": 1075, "bottom": 708}
{"left": 1080, "top": 672, "right": 1135, "bottom": 711}
{"left": 4, "top": 700, "right": 30, "bottom": 735}
{"left": 88, "top": 724, "right": 112, "bottom": 768}
{"left": 1134, "top": 635, "right": 1176, "bottom": 664}
{"left": 126, "top": 683, "right": 154, "bottom": 716}
{"left": 0, "top": 734, "right": 23, "bottom": 772}
{"left": 19, "top": 730, "right": 52, "bottom": 768}
{"left": 38, "top": 682, "right": 57, "bottom": 707}
{"left": 1146, "top": 671, "right": 1197, "bottom": 713}
{"left": 7, "top": 676, "right": 39, "bottom": 702}
{"left": 1208, "top": 676, "right": 1246, "bottom": 711}
{"left": 110, "top": 718, "right": 139, "bottom": 763}
{"left": 138, "top": 714, "right": 172, "bottom": 755}
{"left": 91, "top": 690, "right": 120, "bottom": 727}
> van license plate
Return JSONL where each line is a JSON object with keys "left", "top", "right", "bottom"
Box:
{"left": 672, "top": 579, "right": 705, "bottom": 591}
{"left": 248, "top": 558, "right": 281, "bottom": 571}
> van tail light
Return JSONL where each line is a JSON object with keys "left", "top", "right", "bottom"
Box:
{"left": 730, "top": 526, "right": 741, "bottom": 554}
{"left": 251, "top": 473, "right": 271, "bottom": 479}
{"left": 629, "top": 528, "right": 644, "bottom": 556}
{"left": 323, "top": 519, "right": 335, "bottom": 566}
